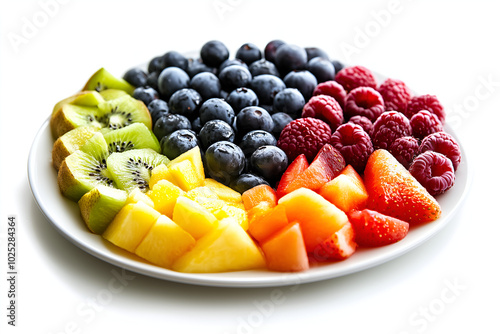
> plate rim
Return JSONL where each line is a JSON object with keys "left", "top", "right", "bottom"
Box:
{"left": 27, "top": 116, "right": 471, "bottom": 288}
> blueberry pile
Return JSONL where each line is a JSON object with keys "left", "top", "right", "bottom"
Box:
{"left": 123, "top": 40, "right": 343, "bottom": 193}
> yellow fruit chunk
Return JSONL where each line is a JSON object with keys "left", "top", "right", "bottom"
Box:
{"left": 203, "top": 178, "right": 242, "bottom": 203}
{"left": 185, "top": 186, "right": 219, "bottom": 201}
{"left": 125, "top": 188, "right": 154, "bottom": 207}
{"left": 135, "top": 215, "right": 196, "bottom": 269}
{"left": 170, "top": 146, "right": 204, "bottom": 180}
{"left": 149, "top": 164, "right": 171, "bottom": 189}
{"left": 166, "top": 160, "right": 202, "bottom": 191}
{"left": 172, "top": 218, "right": 265, "bottom": 273}
{"left": 172, "top": 196, "right": 218, "bottom": 239}
{"left": 216, "top": 204, "right": 248, "bottom": 231}
{"left": 147, "top": 179, "right": 185, "bottom": 217}
{"left": 102, "top": 201, "right": 161, "bottom": 253}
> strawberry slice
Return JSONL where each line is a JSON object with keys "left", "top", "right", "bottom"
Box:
{"left": 348, "top": 209, "right": 409, "bottom": 247}
{"left": 276, "top": 153, "right": 309, "bottom": 198}
{"left": 278, "top": 144, "right": 345, "bottom": 197}
{"left": 310, "top": 222, "right": 357, "bottom": 261}
{"left": 364, "top": 149, "right": 441, "bottom": 224}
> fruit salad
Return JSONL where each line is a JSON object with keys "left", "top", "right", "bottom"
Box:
{"left": 49, "top": 40, "right": 461, "bottom": 274}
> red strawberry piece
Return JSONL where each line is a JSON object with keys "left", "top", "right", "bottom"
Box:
{"left": 278, "top": 144, "right": 345, "bottom": 196}
{"left": 302, "top": 95, "right": 344, "bottom": 132}
{"left": 348, "top": 115, "right": 373, "bottom": 135}
{"left": 377, "top": 78, "right": 412, "bottom": 113}
{"left": 418, "top": 131, "right": 461, "bottom": 171}
{"left": 335, "top": 65, "right": 377, "bottom": 92}
{"left": 410, "top": 109, "right": 444, "bottom": 140}
{"left": 364, "top": 149, "right": 441, "bottom": 224}
{"left": 330, "top": 123, "right": 373, "bottom": 174}
{"left": 409, "top": 151, "right": 455, "bottom": 196}
{"left": 371, "top": 111, "right": 412, "bottom": 150}
{"left": 344, "top": 86, "right": 385, "bottom": 122}
{"left": 312, "top": 80, "right": 347, "bottom": 109}
{"left": 276, "top": 154, "right": 309, "bottom": 199}
{"left": 389, "top": 136, "right": 419, "bottom": 169}
{"left": 348, "top": 209, "right": 409, "bottom": 247}
{"left": 310, "top": 222, "right": 357, "bottom": 261}
{"left": 405, "top": 94, "right": 445, "bottom": 123}
{"left": 277, "top": 117, "right": 332, "bottom": 162}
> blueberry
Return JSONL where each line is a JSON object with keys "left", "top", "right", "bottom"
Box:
{"left": 271, "top": 112, "right": 293, "bottom": 138}
{"left": 198, "top": 119, "right": 235, "bottom": 150}
{"left": 168, "top": 88, "right": 202, "bottom": 120}
{"left": 187, "top": 58, "right": 218, "bottom": 78}
{"left": 123, "top": 68, "right": 148, "bottom": 87}
{"left": 236, "top": 106, "right": 274, "bottom": 136}
{"left": 133, "top": 86, "right": 159, "bottom": 106}
{"left": 199, "top": 98, "right": 235, "bottom": 127}
{"left": 332, "top": 59, "right": 344, "bottom": 73}
{"left": 146, "top": 71, "right": 159, "bottom": 91}
{"left": 190, "top": 72, "right": 221, "bottom": 101}
{"left": 273, "top": 88, "right": 305, "bottom": 119}
{"left": 248, "top": 59, "right": 280, "bottom": 77}
{"left": 264, "top": 40, "right": 286, "bottom": 63}
{"left": 219, "top": 58, "right": 248, "bottom": 73}
{"left": 235, "top": 43, "right": 262, "bottom": 65}
{"left": 250, "top": 145, "right": 288, "bottom": 183}
{"left": 200, "top": 40, "right": 230, "bottom": 68}
{"left": 157, "top": 67, "right": 190, "bottom": 100}
{"left": 305, "top": 47, "right": 329, "bottom": 61}
{"left": 229, "top": 173, "right": 270, "bottom": 194}
{"left": 205, "top": 141, "right": 246, "bottom": 185}
{"left": 160, "top": 129, "right": 199, "bottom": 160}
{"left": 274, "top": 44, "right": 308, "bottom": 76}
{"left": 191, "top": 117, "right": 202, "bottom": 133}
{"left": 161, "top": 51, "right": 189, "bottom": 71}
{"left": 283, "top": 70, "right": 318, "bottom": 101}
{"left": 153, "top": 113, "right": 191, "bottom": 140}
{"left": 239, "top": 130, "right": 277, "bottom": 157}
{"left": 307, "top": 57, "right": 335, "bottom": 83}
{"left": 147, "top": 99, "right": 169, "bottom": 125}
{"left": 218, "top": 65, "right": 252, "bottom": 92}
{"left": 250, "top": 74, "right": 286, "bottom": 105}
{"left": 148, "top": 56, "right": 164, "bottom": 73}
{"left": 226, "top": 87, "right": 259, "bottom": 114}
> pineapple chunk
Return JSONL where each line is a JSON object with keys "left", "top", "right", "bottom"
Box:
{"left": 169, "top": 146, "right": 204, "bottom": 180}
{"left": 135, "top": 215, "right": 195, "bottom": 269}
{"left": 203, "top": 178, "right": 242, "bottom": 203}
{"left": 102, "top": 201, "right": 161, "bottom": 253}
{"left": 147, "top": 179, "right": 184, "bottom": 217}
{"left": 172, "top": 218, "right": 265, "bottom": 273}
{"left": 125, "top": 188, "right": 154, "bottom": 207}
{"left": 172, "top": 196, "right": 218, "bottom": 239}
{"left": 185, "top": 186, "right": 219, "bottom": 201}
{"left": 149, "top": 164, "right": 171, "bottom": 188}
{"left": 166, "top": 160, "right": 202, "bottom": 191}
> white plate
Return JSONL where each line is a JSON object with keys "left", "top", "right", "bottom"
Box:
{"left": 28, "top": 117, "right": 470, "bottom": 288}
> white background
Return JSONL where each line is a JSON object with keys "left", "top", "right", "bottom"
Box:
{"left": 1, "top": 0, "right": 500, "bottom": 333}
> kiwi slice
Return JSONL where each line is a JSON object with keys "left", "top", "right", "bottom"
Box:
{"left": 50, "top": 93, "right": 152, "bottom": 139}
{"left": 102, "top": 123, "right": 160, "bottom": 153}
{"left": 57, "top": 132, "right": 116, "bottom": 201}
{"left": 78, "top": 186, "right": 127, "bottom": 234}
{"left": 99, "top": 89, "right": 129, "bottom": 101}
{"left": 107, "top": 149, "right": 170, "bottom": 193}
{"left": 83, "top": 68, "right": 135, "bottom": 95}
{"left": 52, "top": 126, "right": 100, "bottom": 170}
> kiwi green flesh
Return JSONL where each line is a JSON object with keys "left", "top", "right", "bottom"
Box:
{"left": 103, "top": 123, "right": 160, "bottom": 153}
{"left": 57, "top": 150, "right": 117, "bottom": 202}
{"left": 52, "top": 126, "right": 100, "bottom": 170}
{"left": 107, "top": 148, "right": 170, "bottom": 193}
{"left": 99, "top": 89, "right": 129, "bottom": 101}
{"left": 78, "top": 186, "right": 127, "bottom": 234}
{"left": 98, "top": 95, "right": 152, "bottom": 130}
{"left": 83, "top": 68, "right": 135, "bottom": 95}
{"left": 71, "top": 91, "right": 105, "bottom": 107}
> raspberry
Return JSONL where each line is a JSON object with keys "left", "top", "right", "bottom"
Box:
{"left": 377, "top": 78, "right": 412, "bottom": 113}
{"left": 344, "top": 87, "right": 385, "bottom": 122}
{"left": 389, "top": 136, "right": 419, "bottom": 169}
{"left": 330, "top": 123, "right": 373, "bottom": 174}
{"left": 302, "top": 94, "right": 344, "bottom": 132}
{"left": 335, "top": 65, "right": 377, "bottom": 92}
{"left": 348, "top": 115, "right": 373, "bottom": 135}
{"left": 277, "top": 117, "right": 332, "bottom": 162}
{"left": 405, "top": 94, "right": 445, "bottom": 123}
{"left": 409, "top": 151, "right": 455, "bottom": 196}
{"left": 419, "top": 131, "right": 461, "bottom": 170}
{"left": 371, "top": 111, "right": 412, "bottom": 150}
{"left": 410, "top": 109, "right": 444, "bottom": 140}
{"left": 312, "top": 80, "right": 347, "bottom": 109}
